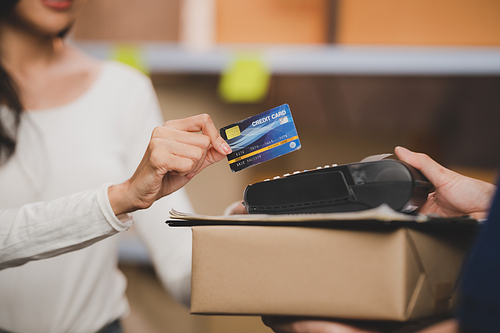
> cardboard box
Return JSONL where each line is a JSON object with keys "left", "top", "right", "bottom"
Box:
{"left": 191, "top": 224, "right": 476, "bottom": 321}
{"left": 216, "top": 0, "right": 329, "bottom": 44}
{"left": 73, "top": 0, "right": 180, "bottom": 41}
{"left": 336, "top": 0, "right": 500, "bottom": 46}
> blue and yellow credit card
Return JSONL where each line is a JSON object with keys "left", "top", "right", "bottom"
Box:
{"left": 220, "top": 104, "right": 301, "bottom": 172}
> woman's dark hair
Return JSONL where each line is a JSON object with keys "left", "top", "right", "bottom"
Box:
{"left": 0, "top": 0, "right": 22, "bottom": 165}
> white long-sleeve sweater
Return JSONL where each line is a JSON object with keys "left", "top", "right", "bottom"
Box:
{"left": 0, "top": 61, "right": 193, "bottom": 333}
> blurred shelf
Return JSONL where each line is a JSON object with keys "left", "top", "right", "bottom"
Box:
{"left": 73, "top": 41, "right": 500, "bottom": 76}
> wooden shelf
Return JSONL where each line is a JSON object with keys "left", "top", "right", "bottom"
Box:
{"left": 74, "top": 41, "right": 500, "bottom": 76}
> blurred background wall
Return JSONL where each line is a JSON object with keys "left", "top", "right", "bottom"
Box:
{"left": 70, "top": 1, "right": 500, "bottom": 332}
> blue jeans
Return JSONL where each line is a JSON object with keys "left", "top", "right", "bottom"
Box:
{"left": 97, "top": 320, "right": 122, "bottom": 333}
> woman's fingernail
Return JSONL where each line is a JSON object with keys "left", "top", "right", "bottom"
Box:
{"left": 187, "top": 173, "right": 195, "bottom": 180}
{"left": 222, "top": 142, "right": 232, "bottom": 154}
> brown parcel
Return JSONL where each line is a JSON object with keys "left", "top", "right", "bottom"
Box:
{"left": 191, "top": 225, "right": 475, "bottom": 321}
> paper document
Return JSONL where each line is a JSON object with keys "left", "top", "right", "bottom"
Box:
{"left": 169, "top": 204, "right": 425, "bottom": 223}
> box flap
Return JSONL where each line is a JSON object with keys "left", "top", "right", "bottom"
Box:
{"left": 403, "top": 229, "right": 477, "bottom": 319}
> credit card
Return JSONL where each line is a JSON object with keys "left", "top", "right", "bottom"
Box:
{"left": 220, "top": 104, "right": 301, "bottom": 172}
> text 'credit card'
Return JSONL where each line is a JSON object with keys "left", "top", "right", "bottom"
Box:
{"left": 220, "top": 104, "right": 301, "bottom": 172}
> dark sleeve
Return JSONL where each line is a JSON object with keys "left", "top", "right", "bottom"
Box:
{"left": 457, "top": 178, "right": 500, "bottom": 333}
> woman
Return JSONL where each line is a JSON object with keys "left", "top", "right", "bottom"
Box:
{"left": 0, "top": 0, "right": 231, "bottom": 332}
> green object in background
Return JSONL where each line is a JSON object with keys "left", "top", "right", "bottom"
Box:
{"left": 219, "top": 54, "right": 270, "bottom": 103}
{"left": 111, "top": 45, "right": 149, "bottom": 75}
